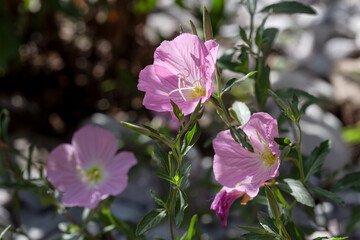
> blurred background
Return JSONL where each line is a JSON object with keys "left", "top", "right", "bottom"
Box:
{"left": 1, "top": 0, "right": 360, "bottom": 239}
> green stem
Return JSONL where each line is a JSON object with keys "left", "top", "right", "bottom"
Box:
{"left": 295, "top": 121, "right": 305, "bottom": 183}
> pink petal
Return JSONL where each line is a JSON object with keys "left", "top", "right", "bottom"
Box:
{"left": 61, "top": 182, "right": 104, "bottom": 209}
{"left": 211, "top": 187, "right": 244, "bottom": 227}
{"left": 71, "top": 126, "right": 118, "bottom": 168}
{"left": 46, "top": 144, "right": 79, "bottom": 192}
{"left": 100, "top": 151, "right": 137, "bottom": 195}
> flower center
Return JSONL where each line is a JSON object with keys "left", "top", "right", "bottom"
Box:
{"left": 77, "top": 163, "right": 104, "bottom": 186}
{"left": 168, "top": 66, "right": 207, "bottom": 101}
{"left": 261, "top": 149, "right": 277, "bottom": 167}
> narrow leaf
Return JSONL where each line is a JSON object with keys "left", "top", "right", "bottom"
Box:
{"left": 150, "top": 190, "right": 165, "bottom": 207}
{"left": 0, "top": 225, "right": 11, "bottom": 240}
{"left": 230, "top": 126, "right": 254, "bottom": 152}
{"left": 203, "top": 6, "right": 213, "bottom": 41}
{"left": 181, "top": 122, "right": 201, "bottom": 155}
{"left": 260, "top": 1, "right": 316, "bottom": 14}
{"left": 189, "top": 20, "right": 198, "bottom": 36}
{"left": 175, "top": 189, "right": 188, "bottom": 227}
{"left": 304, "top": 140, "right": 331, "bottom": 181}
{"left": 264, "top": 186, "right": 281, "bottom": 220}
{"left": 222, "top": 71, "right": 256, "bottom": 94}
{"left": 238, "top": 226, "right": 281, "bottom": 238}
{"left": 231, "top": 101, "right": 251, "bottom": 125}
{"left": 309, "top": 186, "right": 345, "bottom": 207}
{"left": 136, "top": 209, "right": 167, "bottom": 236}
{"left": 155, "top": 172, "right": 176, "bottom": 184}
{"left": 278, "top": 179, "right": 315, "bottom": 207}
{"left": 331, "top": 172, "right": 360, "bottom": 192}
{"left": 185, "top": 214, "right": 198, "bottom": 240}
{"left": 257, "top": 212, "right": 278, "bottom": 234}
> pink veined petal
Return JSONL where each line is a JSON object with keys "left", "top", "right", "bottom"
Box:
{"left": 242, "top": 112, "right": 276, "bottom": 152}
{"left": 210, "top": 186, "right": 244, "bottom": 227}
{"left": 204, "top": 40, "right": 219, "bottom": 67}
{"left": 100, "top": 151, "right": 137, "bottom": 195}
{"left": 61, "top": 182, "right": 104, "bottom": 209}
{"left": 71, "top": 125, "right": 118, "bottom": 168}
{"left": 154, "top": 33, "right": 209, "bottom": 80}
{"left": 46, "top": 144, "right": 79, "bottom": 192}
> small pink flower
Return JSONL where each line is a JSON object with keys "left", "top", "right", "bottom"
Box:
{"left": 211, "top": 113, "right": 280, "bottom": 222}
{"left": 46, "top": 125, "right": 137, "bottom": 209}
{"left": 138, "top": 33, "right": 218, "bottom": 116}
{"left": 210, "top": 187, "right": 244, "bottom": 227}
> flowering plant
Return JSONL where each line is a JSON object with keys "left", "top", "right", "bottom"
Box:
{"left": 0, "top": 1, "right": 358, "bottom": 240}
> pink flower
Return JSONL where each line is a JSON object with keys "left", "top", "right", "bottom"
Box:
{"left": 138, "top": 33, "right": 218, "bottom": 116}
{"left": 210, "top": 187, "right": 244, "bottom": 227}
{"left": 46, "top": 125, "right": 137, "bottom": 209}
{"left": 211, "top": 113, "right": 280, "bottom": 224}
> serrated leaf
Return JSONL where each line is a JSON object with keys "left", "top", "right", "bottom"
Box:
{"left": 231, "top": 101, "right": 251, "bottom": 125}
{"left": 260, "top": 1, "right": 316, "bottom": 14}
{"left": 230, "top": 126, "right": 254, "bottom": 152}
{"left": 257, "top": 212, "right": 278, "bottom": 235}
{"left": 278, "top": 178, "right": 315, "bottom": 207}
{"left": 175, "top": 189, "right": 188, "bottom": 227}
{"left": 268, "top": 89, "right": 288, "bottom": 112}
{"left": 136, "top": 209, "right": 167, "bottom": 236}
{"left": 331, "top": 172, "right": 360, "bottom": 192}
{"left": 304, "top": 140, "right": 331, "bottom": 181}
{"left": 309, "top": 186, "right": 345, "bottom": 207}
{"left": 222, "top": 71, "right": 256, "bottom": 94}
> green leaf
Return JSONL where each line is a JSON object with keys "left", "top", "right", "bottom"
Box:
{"left": 175, "top": 189, "right": 188, "bottom": 227}
{"left": 332, "top": 172, "right": 360, "bottom": 192}
{"left": 170, "top": 100, "right": 184, "bottom": 123}
{"left": 0, "top": 225, "right": 11, "bottom": 240}
{"left": 185, "top": 214, "right": 198, "bottom": 240}
{"left": 257, "top": 212, "right": 278, "bottom": 234}
{"left": 280, "top": 145, "right": 292, "bottom": 163}
{"left": 313, "top": 237, "right": 348, "bottom": 240}
{"left": 150, "top": 190, "right": 165, "bottom": 208}
{"left": 153, "top": 143, "right": 169, "bottom": 174}
{"left": 189, "top": 20, "right": 198, "bottom": 36}
{"left": 203, "top": 6, "right": 213, "bottom": 41}
{"left": 237, "top": 226, "right": 281, "bottom": 238}
{"left": 222, "top": 71, "right": 256, "bottom": 94}
{"left": 285, "top": 221, "right": 305, "bottom": 240}
{"left": 155, "top": 172, "right": 177, "bottom": 184}
{"left": 245, "top": 0, "right": 257, "bottom": 15}
{"left": 264, "top": 186, "right": 281, "bottom": 220}
{"left": 136, "top": 209, "right": 167, "bottom": 236}
{"left": 231, "top": 101, "right": 251, "bottom": 125}
{"left": 274, "top": 138, "right": 291, "bottom": 146}
{"left": 236, "top": 46, "right": 249, "bottom": 73}
{"left": 0, "top": 109, "right": 10, "bottom": 142}
{"left": 308, "top": 186, "right": 345, "bottom": 207}
{"left": 181, "top": 122, "right": 201, "bottom": 155}
{"left": 268, "top": 89, "right": 288, "bottom": 113}
{"left": 346, "top": 205, "right": 360, "bottom": 234}
{"left": 239, "top": 26, "right": 249, "bottom": 45}
{"left": 274, "top": 88, "right": 332, "bottom": 112}
{"left": 0, "top": 182, "right": 39, "bottom": 191}
{"left": 277, "top": 178, "right": 315, "bottom": 207}
{"left": 304, "top": 140, "right": 331, "bottom": 181}
{"left": 240, "top": 232, "right": 274, "bottom": 239}
{"left": 262, "top": 28, "right": 278, "bottom": 55}
{"left": 230, "top": 126, "right": 254, "bottom": 152}
{"left": 260, "top": 1, "right": 316, "bottom": 14}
